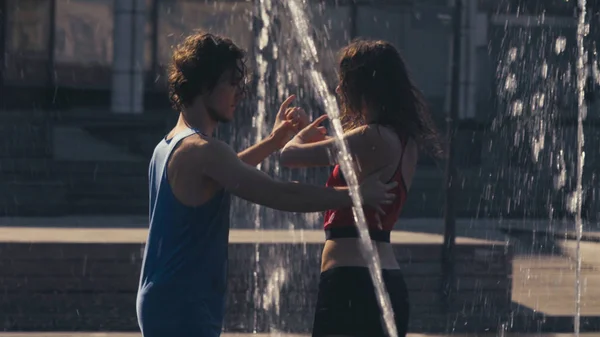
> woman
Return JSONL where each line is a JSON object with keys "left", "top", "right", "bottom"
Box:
{"left": 280, "top": 39, "right": 444, "bottom": 337}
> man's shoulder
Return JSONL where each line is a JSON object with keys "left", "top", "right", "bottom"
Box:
{"left": 174, "top": 136, "right": 233, "bottom": 165}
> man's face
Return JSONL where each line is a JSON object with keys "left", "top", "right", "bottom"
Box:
{"left": 202, "top": 63, "right": 246, "bottom": 123}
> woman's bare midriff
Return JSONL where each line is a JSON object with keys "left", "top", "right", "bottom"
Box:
{"left": 320, "top": 237, "right": 401, "bottom": 272}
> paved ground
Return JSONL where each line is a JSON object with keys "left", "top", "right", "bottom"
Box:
{"left": 0, "top": 332, "right": 600, "bottom": 337}
{"left": 0, "top": 226, "right": 501, "bottom": 244}
{"left": 1, "top": 215, "right": 598, "bottom": 242}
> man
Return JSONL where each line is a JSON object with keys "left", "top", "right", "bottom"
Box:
{"left": 136, "top": 32, "right": 397, "bottom": 337}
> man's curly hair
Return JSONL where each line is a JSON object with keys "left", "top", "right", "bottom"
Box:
{"left": 168, "top": 32, "right": 247, "bottom": 112}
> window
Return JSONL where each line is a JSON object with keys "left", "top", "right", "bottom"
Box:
{"left": 4, "top": 0, "right": 52, "bottom": 85}
{"left": 483, "top": 0, "right": 576, "bottom": 16}
{"left": 357, "top": 5, "right": 450, "bottom": 98}
{"left": 53, "top": 0, "right": 114, "bottom": 87}
{"left": 53, "top": 0, "right": 154, "bottom": 89}
{"left": 307, "top": 4, "right": 353, "bottom": 85}
{"left": 145, "top": 0, "right": 155, "bottom": 73}
{"left": 156, "top": 0, "right": 253, "bottom": 86}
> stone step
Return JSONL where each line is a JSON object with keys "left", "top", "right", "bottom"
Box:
{"left": 0, "top": 111, "right": 52, "bottom": 158}
{"left": 0, "top": 110, "right": 49, "bottom": 122}
{"left": 67, "top": 199, "right": 148, "bottom": 215}
{"left": 0, "top": 181, "right": 68, "bottom": 216}
{"left": 64, "top": 176, "right": 147, "bottom": 199}
{"left": 0, "top": 159, "right": 148, "bottom": 180}
{"left": 3, "top": 159, "right": 147, "bottom": 175}
{"left": 0, "top": 164, "right": 150, "bottom": 215}
{"left": 0, "top": 124, "right": 52, "bottom": 158}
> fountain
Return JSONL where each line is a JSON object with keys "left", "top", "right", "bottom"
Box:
{"left": 285, "top": 1, "right": 398, "bottom": 336}
{"left": 243, "top": 0, "right": 328, "bottom": 331}
{"left": 574, "top": 0, "right": 588, "bottom": 334}
{"left": 236, "top": 0, "right": 400, "bottom": 334}
{"left": 242, "top": 0, "right": 597, "bottom": 335}
{"left": 252, "top": 0, "right": 275, "bottom": 331}
{"left": 490, "top": 0, "right": 595, "bottom": 334}
{"left": 237, "top": 0, "right": 515, "bottom": 335}
{"left": 0, "top": 1, "right": 525, "bottom": 335}
{"left": 225, "top": 0, "right": 408, "bottom": 334}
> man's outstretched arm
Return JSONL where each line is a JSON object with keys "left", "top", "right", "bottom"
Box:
{"left": 237, "top": 134, "right": 282, "bottom": 167}
{"left": 187, "top": 139, "right": 395, "bottom": 213}
{"left": 209, "top": 140, "right": 349, "bottom": 212}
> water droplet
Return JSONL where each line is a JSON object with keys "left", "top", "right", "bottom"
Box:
{"left": 555, "top": 36, "right": 567, "bottom": 54}
{"left": 504, "top": 73, "right": 517, "bottom": 92}
{"left": 508, "top": 48, "right": 517, "bottom": 62}
{"left": 510, "top": 100, "right": 524, "bottom": 116}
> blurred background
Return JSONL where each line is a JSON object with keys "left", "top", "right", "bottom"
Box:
{"left": 0, "top": 0, "right": 511, "bottom": 218}
{"left": 2, "top": 0, "right": 599, "bottom": 224}
{"left": 2, "top": 0, "right": 600, "bottom": 334}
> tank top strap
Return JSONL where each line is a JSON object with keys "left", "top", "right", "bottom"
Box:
{"left": 156, "top": 127, "right": 208, "bottom": 182}
{"left": 166, "top": 127, "right": 205, "bottom": 150}
{"left": 394, "top": 135, "right": 410, "bottom": 193}
{"left": 398, "top": 134, "right": 409, "bottom": 165}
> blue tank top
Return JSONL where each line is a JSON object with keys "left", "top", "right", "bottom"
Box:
{"left": 137, "top": 127, "right": 230, "bottom": 326}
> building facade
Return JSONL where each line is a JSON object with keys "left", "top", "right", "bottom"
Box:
{"left": 1, "top": 0, "right": 598, "bottom": 219}
{"left": 1, "top": 0, "right": 597, "bottom": 111}
{"left": 0, "top": 0, "right": 456, "bottom": 112}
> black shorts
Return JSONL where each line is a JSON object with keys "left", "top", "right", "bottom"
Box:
{"left": 312, "top": 266, "right": 410, "bottom": 337}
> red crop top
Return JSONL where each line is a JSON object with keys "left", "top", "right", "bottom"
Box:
{"left": 323, "top": 137, "right": 409, "bottom": 243}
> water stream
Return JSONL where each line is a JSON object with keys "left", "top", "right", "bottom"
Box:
{"left": 252, "top": 0, "right": 274, "bottom": 330}
{"left": 573, "top": 0, "right": 588, "bottom": 334}
{"left": 494, "top": 1, "right": 590, "bottom": 334}
{"left": 285, "top": 1, "right": 398, "bottom": 336}
{"left": 249, "top": 1, "right": 592, "bottom": 334}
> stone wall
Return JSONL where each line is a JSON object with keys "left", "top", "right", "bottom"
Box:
{"left": 0, "top": 241, "right": 512, "bottom": 333}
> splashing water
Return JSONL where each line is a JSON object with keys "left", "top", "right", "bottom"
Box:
{"left": 494, "top": 1, "right": 589, "bottom": 332}
{"left": 253, "top": 0, "right": 273, "bottom": 170}
{"left": 252, "top": 0, "right": 274, "bottom": 331}
{"left": 262, "top": 266, "right": 287, "bottom": 316}
{"left": 285, "top": 1, "right": 397, "bottom": 336}
{"left": 249, "top": 0, "right": 329, "bottom": 331}
{"left": 573, "top": 0, "right": 588, "bottom": 334}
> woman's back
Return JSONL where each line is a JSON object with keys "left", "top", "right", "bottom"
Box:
{"left": 321, "top": 125, "right": 418, "bottom": 272}
{"left": 289, "top": 38, "right": 443, "bottom": 337}
{"left": 355, "top": 125, "right": 418, "bottom": 196}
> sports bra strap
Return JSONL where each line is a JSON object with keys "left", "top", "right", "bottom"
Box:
{"left": 398, "top": 135, "right": 409, "bottom": 168}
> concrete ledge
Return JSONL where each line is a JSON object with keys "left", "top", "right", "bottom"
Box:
{"left": 0, "top": 332, "right": 598, "bottom": 337}
{"left": 0, "top": 227, "right": 503, "bottom": 244}
{"left": 500, "top": 226, "right": 600, "bottom": 243}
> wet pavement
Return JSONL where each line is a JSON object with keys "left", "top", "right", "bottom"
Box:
{"left": 1, "top": 333, "right": 600, "bottom": 337}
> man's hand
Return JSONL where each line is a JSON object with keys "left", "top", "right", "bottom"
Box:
{"left": 296, "top": 114, "right": 329, "bottom": 143}
{"left": 271, "top": 95, "right": 310, "bottom": 148}
{"left": 359, "top": 169, "right": 398, "bottom": 214}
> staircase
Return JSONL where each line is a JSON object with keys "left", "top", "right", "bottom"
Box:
{"left": 0, "top": 111, "right": 153, "bottom": 216}
{"left": 0, "top": 112, "right": 67, "bottom": 216}
{"left": 55, "top": 160, "right": 149, "bottom": 215}
{"left": 3, "top": 108, "right": 595, "bottom": 218}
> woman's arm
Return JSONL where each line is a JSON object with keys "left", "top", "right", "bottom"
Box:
{"left": 280, "top": 123, "right": 370, "bottom": 168}
{"left": 280, "top": 135, "right": 336, "bottom": 168}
